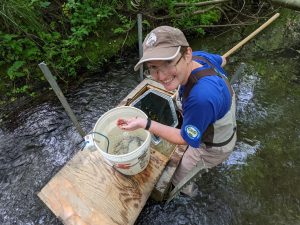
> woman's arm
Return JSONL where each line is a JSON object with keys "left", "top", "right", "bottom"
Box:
{"left": 117, "top": 117, "right": 187, "bottom": 145}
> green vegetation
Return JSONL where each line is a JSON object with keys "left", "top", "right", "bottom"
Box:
{"left": 0, "top": 0, "right": 222, "bottom": 103}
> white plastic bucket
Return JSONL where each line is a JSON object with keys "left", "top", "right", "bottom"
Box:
{"left": 92, "top": 106, "right": 151, "bottom": 175}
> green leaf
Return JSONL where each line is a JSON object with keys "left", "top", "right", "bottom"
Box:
{"left": 12, "top": 85, "right": 29, "bottom": 94}
{"left": 40, "top": 1, "right": 51, "bottom": 8}
{"left": 142, "top": 20, "right": 150, "bottom": 28}
{"left": 7, "top": 61, "right": 26, "bottom": 80}
{"left": 24, "top": 47, "right": 40, "bottom": 58}
{"left": 113, "top": 27, "right": 125, "bottom": 34}
{"left": 2, "top": 34, "right": 17, "bottom": 41}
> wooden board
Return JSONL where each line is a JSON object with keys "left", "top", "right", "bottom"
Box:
{"left": 38, "top": 148, "right": 168, "bottom": 225}
{"left": 118, "top": 79, "right": 174, "bottom": 106}
{"left": 151, "top": 145, "right": 187, "bottom": 201}
{"left": 38, "top": 78, "right": 185, "bottom": 224}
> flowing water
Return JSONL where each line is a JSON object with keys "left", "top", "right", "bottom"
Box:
{"left": 0, "top": 60, "right": 140, "bottom": 224}
{"left": 136, "top": 61, "right": 300, "bottom": 225}
{"left": 1, "top": 10, "right": 299, "bottom": 225}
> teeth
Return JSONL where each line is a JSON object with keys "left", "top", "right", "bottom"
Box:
{"left": 163, "top": 77, "right": 174, "bottom": 84}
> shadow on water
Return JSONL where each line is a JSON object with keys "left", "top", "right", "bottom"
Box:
{"left": 1, "top": 9, "right": 300, "bottom": 225}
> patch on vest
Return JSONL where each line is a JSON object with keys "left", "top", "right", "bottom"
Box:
{"left": 185, "top": 125, "right": 200, "bottom": 140}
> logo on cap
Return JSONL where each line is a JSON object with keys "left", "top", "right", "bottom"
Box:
{"left": 145, "top": 32, "right": 157, "bottom": 47}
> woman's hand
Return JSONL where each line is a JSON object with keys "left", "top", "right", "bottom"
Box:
{"left": 117, "top": 117, "right": 146, "bottom": 131}
{"left": 117, "top": 117, "right": 186, "bottom": 145}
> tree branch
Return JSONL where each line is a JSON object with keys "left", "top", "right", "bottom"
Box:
{"left": 225, "top": 4, "right": 268, "bottom": 19}
{"left": 174, "top": 0, "right": 230, "bottom": 7}
{"left": 142, "top": 6, "right": 216, "bottom": 20}
{"left": 267, "top": 0, "right": 300, "bottom": 11}
{"left": 184, "top": 21, "right": 258, "bottom": 30}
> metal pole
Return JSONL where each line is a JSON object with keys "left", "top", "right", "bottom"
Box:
{"left": 137, "top": 13, "right": 143, "bottom": 81}
{"left": 38, "top": 62, "right": 86, "bottom": 138}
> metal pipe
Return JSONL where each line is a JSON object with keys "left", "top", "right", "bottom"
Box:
{"left": 137, "top": 13, "right": 144, "bottom": 81}
{"left": 38, "top": 62, "right": 86, "bottom": 138}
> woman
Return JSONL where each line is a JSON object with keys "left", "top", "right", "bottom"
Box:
{"left": 117, "top": 26, "right": 237, "bottom": 196}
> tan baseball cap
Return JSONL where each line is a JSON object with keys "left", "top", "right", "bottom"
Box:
{"left": 134, "top": 26, "right": 189, "bottom": 71}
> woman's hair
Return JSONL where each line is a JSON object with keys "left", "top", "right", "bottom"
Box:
{"left": 180, "top": 46, "right": 188, "bottom": 56}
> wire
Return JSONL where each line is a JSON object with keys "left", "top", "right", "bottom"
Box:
{"left": 88, "top": 131, "right": 110, "bottom": 153}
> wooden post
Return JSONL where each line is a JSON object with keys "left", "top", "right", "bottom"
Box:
{"left": 38, "top": 62, "right": 86, "bottom": 138}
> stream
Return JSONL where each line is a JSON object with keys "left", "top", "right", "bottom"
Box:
{"left": 0, "top": 9, "right": 299, "bottom": 225}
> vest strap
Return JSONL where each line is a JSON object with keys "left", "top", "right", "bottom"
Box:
{"left": 183, "top": 68, "right": 216, "bottom": 100}
{"left": 182, "top": 56, "right": 233, "bottom": 102}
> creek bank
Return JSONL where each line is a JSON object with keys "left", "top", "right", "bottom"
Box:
{"left": 2, "top": 9, "right": 299, "bottom": 124}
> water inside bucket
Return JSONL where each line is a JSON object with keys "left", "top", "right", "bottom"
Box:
{"left": 105, "top": 128, "right": 145, "bottom": 155}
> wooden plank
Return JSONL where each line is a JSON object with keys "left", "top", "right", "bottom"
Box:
{"left": 118, "top": 78, "right": 174, "bottom": 106}
{"left": 151, "top": 145, "right": 187, "bottom": 201}
{"left": 38, "top": 148, "right": 168, "bottom": 225}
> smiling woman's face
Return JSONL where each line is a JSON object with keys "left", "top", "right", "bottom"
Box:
{"left": 146, "top": 48, "right": 192, "bottom": 91}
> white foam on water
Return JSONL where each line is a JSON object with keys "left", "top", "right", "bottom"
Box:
{"left": 233, "top": 65, "right": 268, "bottom": 125}
{"left": 235, "top": 73, "right": 260, "bottom": 114}
{"left": 225, "top": 140, "right": 261, "bottom": 166}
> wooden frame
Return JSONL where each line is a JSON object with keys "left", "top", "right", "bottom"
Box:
{"left": 38, "top": 78, "right": 186, "bottom": 224}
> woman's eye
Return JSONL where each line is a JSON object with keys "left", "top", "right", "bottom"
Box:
{"left": 149, "top": 66, "right": 157, "bottom": 70}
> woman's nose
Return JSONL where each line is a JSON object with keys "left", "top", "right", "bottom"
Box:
{"left": 156, "top": 69, "right": 166, "bottom": 81}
